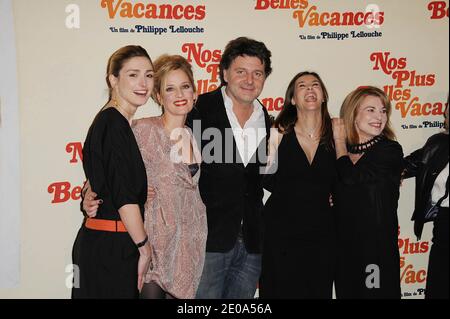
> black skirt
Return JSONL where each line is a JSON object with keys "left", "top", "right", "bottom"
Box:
{"left": 72, "top": 226, "right": 139, "bottom": 299}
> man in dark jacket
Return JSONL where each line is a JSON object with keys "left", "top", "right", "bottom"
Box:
{"left": 82, "top": 37, "right": 274, "bottom": 299}
{"left": 188, "top": 37, "right": 272, "bottom": 299}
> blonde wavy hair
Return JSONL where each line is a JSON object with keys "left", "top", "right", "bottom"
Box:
{"left": 340, "top": 86, "right": 396, "bottom": 145}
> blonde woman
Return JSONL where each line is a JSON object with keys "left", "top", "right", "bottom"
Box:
{"left": 82, "top": 55, "right": 207, "bottom": 299}
{"left": 134, "top": 55, "right": 207, "bottom": 299}
{"left": 332, "top": 86, "right": 403, "bottom": 299}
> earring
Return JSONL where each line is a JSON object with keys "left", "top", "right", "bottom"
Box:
{"left": 111, "top": 95, "right": 118, "bottom": 107}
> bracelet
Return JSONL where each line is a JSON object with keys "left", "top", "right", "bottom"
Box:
{"left": 136, "top": 235, "right": 148, "bottom": 248}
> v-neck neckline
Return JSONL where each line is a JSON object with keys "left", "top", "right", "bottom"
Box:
{"left": 292, "top": 130, "right": 320, "bottom": 167}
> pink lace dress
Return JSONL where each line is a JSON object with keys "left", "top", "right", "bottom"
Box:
{"left": 132, "top": 116, "right": 207, "bottom": 299}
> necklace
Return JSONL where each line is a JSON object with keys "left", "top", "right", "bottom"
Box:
{"left": 348, "top": 135, "right": 383, "bottom": 154}
{"left": 112, "top": 98, "right": 132, "bottom": 122}
{"left": 295, "top": 125, "right": 320, "bottom": 140}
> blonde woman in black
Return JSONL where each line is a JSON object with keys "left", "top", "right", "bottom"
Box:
{"left": 332, "top": 86, "right": 403, "bottom": 299}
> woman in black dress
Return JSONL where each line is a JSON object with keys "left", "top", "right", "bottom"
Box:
{"left": 260, "top": 71, "right": 336, "bottom": 299}
{"left": 332, "top": 86, "right": 403, "bottom": 299}
{"left": 72, "top": 46, "right": 153, "bottom": 298}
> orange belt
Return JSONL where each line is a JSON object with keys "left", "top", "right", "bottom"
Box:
{"left": 85, "top": 218, "right": 127, "bottom": 232}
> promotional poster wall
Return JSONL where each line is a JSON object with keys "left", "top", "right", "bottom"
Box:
{"left": 0, "top": 0, "right": 448, "bottom": 298}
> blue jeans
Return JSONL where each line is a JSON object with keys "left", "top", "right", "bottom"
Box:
{"left": 196, "top": 239, "right": 261, "bottom": 299}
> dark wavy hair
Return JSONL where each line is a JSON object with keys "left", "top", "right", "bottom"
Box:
{"left": 219, "top": 37, "right": 272, "bottom": 85}
{"left": 274, "top": 71, "right": 333, "bottom": 149}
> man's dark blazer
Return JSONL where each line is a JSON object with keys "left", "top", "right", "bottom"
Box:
{"left": 187, "top": 87, "right": 272, "bottom": 253}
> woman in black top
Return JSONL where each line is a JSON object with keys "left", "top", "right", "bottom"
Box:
{"left": 72, "top": 46, "right": 153, "bottom": 298}
{"left": 260, "top": 71, "right": 336, "bottom": 299}
{"left": 403, "top": 104, "right": 449, "bottom": 299}
{"left": 332, "top": 86, "right": 403, "bottom": 299}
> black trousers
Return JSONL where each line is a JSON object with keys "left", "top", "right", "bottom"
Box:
{"left": 426, "top": 207, "right": 449, "bottom": 299}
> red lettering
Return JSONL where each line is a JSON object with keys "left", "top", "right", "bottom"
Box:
{"left": 431, "top": 102, "right": 445, "bottom": 115}
{"left": 377, "top": 12, "right": 385, "bottom": 25}
{"left": 133, "top": 3, "right": 145, "bottom": 18}
{"left": 48, "top": 182, "right": 82, "bottom": 204}
{"left": 206, "top": 64, "right": 220, "bottom": 83}
{"left": 182, "top": 43, "right": 221, "bottom": 69}
{"left": 101, "top": 0, "right": 122, "bottom": 19}
{"left": 396, "top": 97, "right": 445, "bottom": 118}
{"left": 48, "top": 182, "right": 71, "bottom": 203}
{"left": 201, "top": 50, "right": 212, "bottom": 64}
{"left": 423, "top": 103, "right": 432, "bottom": 116}
{"left": 172, "top": 5, "right": 183, "bottom": 19}
{"left": 145, "top": 4, "right": 157, "bottom": 19}
{"left": 255, "top": 0, "right": 308, "bottom": 10}
{"left": 72, "top": 186, "right": 82, "bottom": 200}
{"left": 399, "top": 97, "right": 419, "bottom": 117}
{"left": 428, "top": 1, "right": 449, "bottom": 19}
{"left": 420, "top": 241, "right": 429, "bottom": 253}
{"left": 292, "top": 5, "right": 316, "bottom": 28}
{"left": 392, "top": 70, "right": 410, "bottom": 88}
{"left": 364, "top": 12, "right": 374, "bottom": 25}
{"left": 159, "top": 4, "right": 172, "bottom": 19}
{"left": 274, "top": 97, "right": 284, "bottom": 111}
{"left": 101, "top": 1, "right": 206, "bottom": 20}
{"left": 426, "top": 74, "right": 436, "bottom": 86}
{"left": 182, "top": 43, "right": 206, "bottom": 68}
{"left": 196, "top": 79, "right": 218, "bottom": 95}
{"left": 384, "top": 85, "right": 411, "bottom": 102}
{"left": 319, "top": 12, "right": 330, "bottom": 25}
{"left": 392, "top": 70, "right": 436, "bottom": 88}
{"left": 261, "top": 97, "right": 285, "bottom": 111}
{"left": 184, "top": 5, "right": 195, "bottom": 20}
{"left": 354, "top": 12, "right": 364, "bottom": 25}
{"left": 370, "top": 52, "right": 407, "bottom": 76}
{"left": 255, "top": 0, "right": 270, "bottom": 9}
{"left": 416, "top": 270, "right": 426, "bottom": 283}
{"left": 212, "top": 50, "right": 222, "bottom": 63}
{"left": 119, "top": 1, "right": 132, "bottom": 18}
{"left": 66, "top": 142, "right": 83, "bottom": 164}
{"left": 400, "top": 256, "right": 405, "bottom": 268}
{"left": 195, "top": 5, "right": 206, "bottom": 20}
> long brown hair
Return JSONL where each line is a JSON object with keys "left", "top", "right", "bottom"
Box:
{"left": 340, "top": 86, "right": 396, "bottom": 145}
{"left": 274, "top": 71, "right": 333, "bottom": 148}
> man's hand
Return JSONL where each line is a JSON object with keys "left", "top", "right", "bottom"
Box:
{"left": 147, "top": 186, "right": 156, "bottom": 202}
{"left": 82, "top": 183, "right": 102, "bottom": 218}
